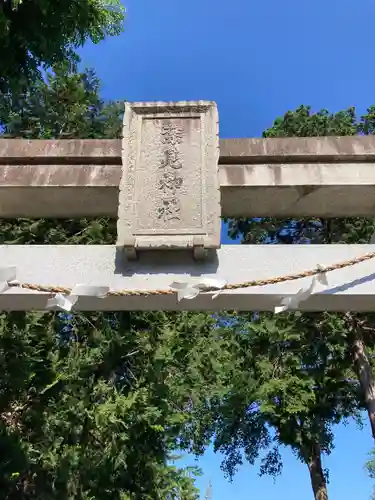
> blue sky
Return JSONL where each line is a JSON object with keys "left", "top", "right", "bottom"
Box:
{"left": 81, "top": 0, "right": 375, "bottom": 498}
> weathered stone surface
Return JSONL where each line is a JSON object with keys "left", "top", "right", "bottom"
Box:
{"left": 3, "top": 135, "right": 375, "bottom": 218}
{"left": 219, "top": 136, "right": 375, "bottom": 163}
{"left": 117, "top": 101, "right": 220, "bottom": 257}
{"left": 2, "top": 135, "right": 375, "bottom": 164}
{"left": 2, "top": 244, "right": 375, "bottom": 311}
{"left": 0, "top": 139, "right": 120, "bottom": 162}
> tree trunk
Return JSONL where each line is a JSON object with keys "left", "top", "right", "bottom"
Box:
{"left": 352, "top": 328, "right": 375, "bottom": 439}
{"left": 307, "top": 444, "right": 328, "bottom": 500}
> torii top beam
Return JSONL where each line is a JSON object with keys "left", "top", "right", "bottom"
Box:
{"left": 2, "top": 111, "right": 375, "bottom": 220}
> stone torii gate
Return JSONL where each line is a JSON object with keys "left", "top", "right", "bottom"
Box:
{"left": 1, "top": 100, "right": 375, "bottom": 312}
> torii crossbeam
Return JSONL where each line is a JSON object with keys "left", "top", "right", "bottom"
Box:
{"left": 1, "top": 100, "right": 375, "bottom": 312}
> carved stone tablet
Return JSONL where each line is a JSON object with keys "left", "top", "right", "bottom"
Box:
{"left": 117, "top": 101, "right": 220, "bottom": 259}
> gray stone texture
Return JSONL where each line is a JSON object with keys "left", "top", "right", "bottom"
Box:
{"left": 2, "top": 135, "right": 375, "bottom": 218}
{"left": 117, "top": 101, "right": 220, "bottom": 257}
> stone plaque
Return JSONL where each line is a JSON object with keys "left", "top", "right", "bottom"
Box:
{"left": 117, "top": 101, "right": 220, "bottom": 259}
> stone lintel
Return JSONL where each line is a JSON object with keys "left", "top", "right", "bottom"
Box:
{"left": 1, "top": 244, "right": 375, "bottom": 311}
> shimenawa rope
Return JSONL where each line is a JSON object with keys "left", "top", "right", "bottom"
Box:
{"left": 7, "top": 250, "right": 375, "bottom": 297}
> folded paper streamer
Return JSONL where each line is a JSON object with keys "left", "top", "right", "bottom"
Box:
{"left": 47, "top": 285, "right": 110, "bottom": 312}
{"left": 274, "top": 265, "right": 328, "bottom": 314}
{"left": 0, "top": 267, "right": 17, "bottom": 293}
{"left": 169, "top": 278, "right": 227, "bottom": 301}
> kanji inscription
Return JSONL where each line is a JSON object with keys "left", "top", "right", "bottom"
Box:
{"left": 157, "top": 123, "right": 184, "bottom": 222}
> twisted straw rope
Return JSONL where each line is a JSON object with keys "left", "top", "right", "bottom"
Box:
{"left": 7, "top": 250, "right": 375, "bottom": 297}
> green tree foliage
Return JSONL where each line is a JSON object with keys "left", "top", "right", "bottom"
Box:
{"left": 366, "top": 450, "right": 375, "bottom": 499}
{"left": 228, "top": 106, "right": 375, "bottom": 446}
{"left": 0, "top": 0, "right": 124, "bottom": 92}
{"left": 184, "top": 311, "right": 362, "bottom": 500}
{"left": 0, "top": 62, "right": 122, "bottom": 245}
{"left": 0, "top": 64, "right": 230, "bottom": 499}
{"left": 198, "top": 105, "right": 375, "bottom": 500}
{"left": 249, "top": 105, "right": 375, "bottom": 444}
{"left": 0, "top": 60, "right": 123, "bottom": 140}
{"left": 0, "top": 310, "right": 218, "bottom": 499}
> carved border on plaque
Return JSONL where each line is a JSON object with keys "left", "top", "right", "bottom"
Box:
{"left": 130, "top": 101, "right": 213, "bottom": 115}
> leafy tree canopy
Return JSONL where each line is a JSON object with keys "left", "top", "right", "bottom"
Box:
{"left": 201, "top": 105, "right": 375, "bottom": 500}
{"left": 0, "top": 0, "right": 124, "bottom": 92}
